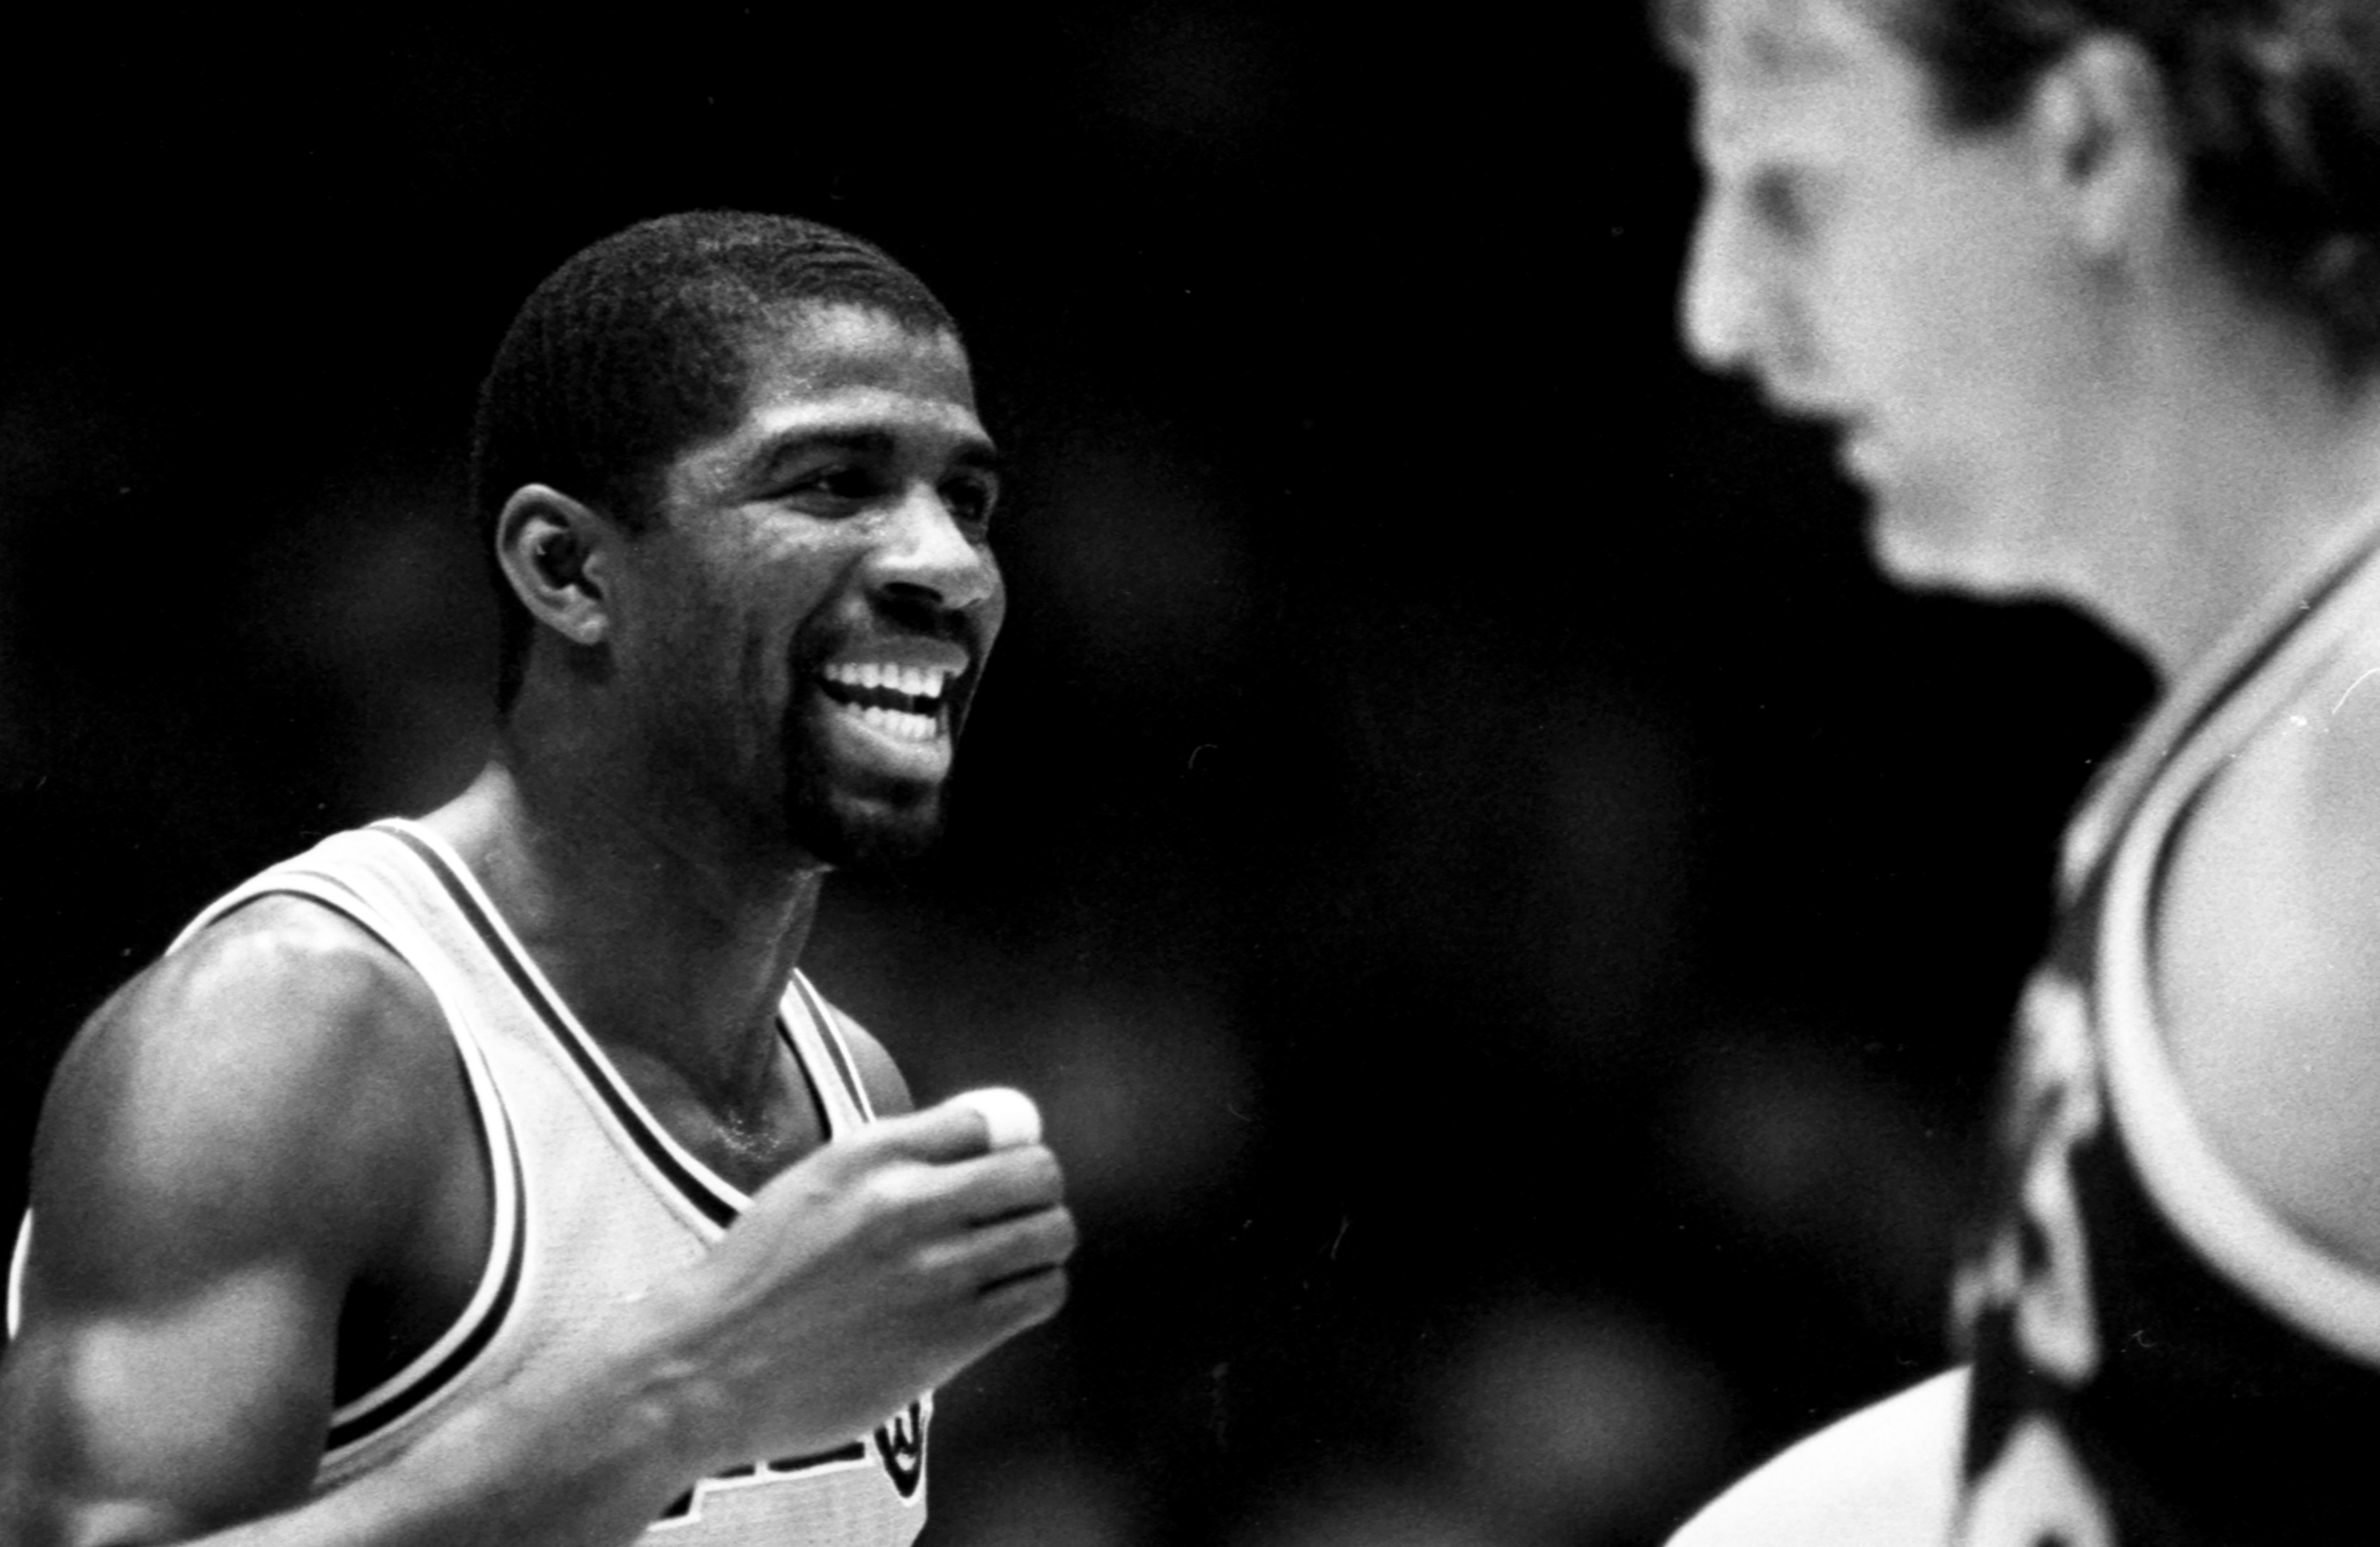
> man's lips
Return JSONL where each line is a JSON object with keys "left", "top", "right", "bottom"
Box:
{"left": 1838, "top": 422, "right": 1887, "bottom": 483}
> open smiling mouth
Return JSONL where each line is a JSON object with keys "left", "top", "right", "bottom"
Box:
{"left": 817, "top": 660, "right": 955, "bottom": 744}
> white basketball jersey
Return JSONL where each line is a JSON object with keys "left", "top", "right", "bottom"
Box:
{"left": 13, "top": 819, "right": 929, "bottom": 1545}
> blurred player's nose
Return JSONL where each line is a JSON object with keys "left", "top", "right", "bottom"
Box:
{"left": 872, "top": 486, "right": 997, "bottom": 612}
{"left": 1679, "top": 193, "right": 1767, "bottom": 376}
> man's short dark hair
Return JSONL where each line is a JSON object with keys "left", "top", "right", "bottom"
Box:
{"left": 472, "top": 211, "right": 960, "bottom": 708}
{"left": 1660, "top": 0, "right": 2380, "bottom": 371}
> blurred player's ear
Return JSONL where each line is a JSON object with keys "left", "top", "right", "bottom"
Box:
{"left": 495, "top": 484, "right": 612, "bottom": 648}
{"left": 2028, "top": 33, "right": 2183, "bottom": 265}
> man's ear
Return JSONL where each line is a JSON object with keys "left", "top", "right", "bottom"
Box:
{"left": 495, "top": 484, "right": 614, "bottom": 647}
{"left": 2027, "top": 32, "right": 2185, "bottom": 263}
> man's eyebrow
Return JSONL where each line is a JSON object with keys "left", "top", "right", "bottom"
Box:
{"left": 752, "top": 428, "right": 896, "bottom": 473}
{"left": 748, "top": 428, "right": 1003, "bottom": 478}
{"left": 949, "top": 442, "right": 1004, "bottom": 476}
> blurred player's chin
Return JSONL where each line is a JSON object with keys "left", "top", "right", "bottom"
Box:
{"left": 1873, "top": 532, "right": 2069, "bottom": 606}
{"left": 1868, "top": 521, "right": 1967, "bottom": 590}
{"left": 1866, "top": 493, "right": 2029, "bottom": 598}
{"left": 1857, "top": 464, "right": 2085, "bottom": 601}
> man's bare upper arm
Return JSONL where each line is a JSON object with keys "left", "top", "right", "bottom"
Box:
{"left": 0, "top": 897, "right": 463, "bottom": 1541}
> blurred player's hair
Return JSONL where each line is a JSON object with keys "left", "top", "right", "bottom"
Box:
{"left": 1657, "top": 0, "right": 2380, "bottom": 370}
{"left": 472, "top": 211, "right": 960, "bottom": 709}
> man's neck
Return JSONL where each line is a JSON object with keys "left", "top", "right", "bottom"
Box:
{"left": 2071, "top": 319, "right": 2380, "bottom": 683}
{"left": 421, "top": 754, "right": 827, "bottom": 1109}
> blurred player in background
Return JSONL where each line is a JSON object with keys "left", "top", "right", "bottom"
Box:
{"left": 0, "top": 212, "right": 1074, "bottom": 1546}
{"left": 1666, "top": 0, "right": 2380, "bottom": 1541}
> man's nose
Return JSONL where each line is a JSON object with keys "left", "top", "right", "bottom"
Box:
{"left": 871, "top": 486, "right": 998, "bottom": 612}
{"left": 1679, "top": 191, "right": 1764, "bottom": 375}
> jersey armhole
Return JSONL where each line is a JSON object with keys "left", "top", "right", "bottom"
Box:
{"left": 2099, "top": 711, "right": 2380, "bottom": 1365}
{"left": 6, "top": 871, "right": 531, "bottom": 1453}
{"left": 244, "top": 876, "right": 530, "bottom": 1459}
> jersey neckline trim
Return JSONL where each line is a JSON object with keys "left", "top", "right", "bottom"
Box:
{"left": 786, "top": 971, "right": 873, "bottom": 1124}
{"left": 2066, "top": 511, "right": 2380, "bottom": 893}
{"left": 371, "top": 820, "right": 855, "bottom": 1233}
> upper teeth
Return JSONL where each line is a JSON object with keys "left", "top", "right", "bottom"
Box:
{"left": 822, "top": 662, "right": 950, "bottom": 700}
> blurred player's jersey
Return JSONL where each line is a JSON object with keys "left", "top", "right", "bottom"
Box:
{"left": 9, "top": 820, "right": 929, "bottom": 1546}
{"left": 1953, "top": 526, "right": 2380, "bottom": 1544}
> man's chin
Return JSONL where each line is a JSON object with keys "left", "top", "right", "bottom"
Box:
{"left": 1872, "top": 521, "right": 2067, "bottom": 603}
{"left": 1861, "top": 471, "right": 2087, "bottom": 601}
{"left": 784, "top": 781, "right": 947, "bottom": 871}
{"left": 1867, "top": 488, "right": 2001, "bottom": 590}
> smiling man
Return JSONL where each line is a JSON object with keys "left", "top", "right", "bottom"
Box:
{"left": 0, "top": 213, "right": 1073, "bottom": 1547}
{"left": 1666, "top": 1, "right": 2380, "bottom": 1544}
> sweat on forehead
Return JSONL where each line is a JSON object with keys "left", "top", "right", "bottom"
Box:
{"left": 728, "top": 302, "right": 973, "bottom": 405}
{"left": 741, "top": 300, "right": 961, "bottom": 362}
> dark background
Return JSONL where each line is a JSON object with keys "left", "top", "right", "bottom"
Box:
{"left": 0, "top": 7, "right": 2154, "bottom": 1544}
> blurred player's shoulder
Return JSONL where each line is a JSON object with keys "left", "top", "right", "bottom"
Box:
{"left": 2156, "top": 598, "right": 2380, "bottom": 1271}
{"left": 1665, "top": 1368, "right": 1963, "bottom": 1547}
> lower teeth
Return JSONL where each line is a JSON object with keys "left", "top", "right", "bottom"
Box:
{"left": 857, "top": 704, "right": 937, "bottom": 741}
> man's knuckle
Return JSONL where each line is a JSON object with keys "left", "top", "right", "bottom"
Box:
{"left": 859, "top": 1166, "right": 922, "bottom": 1215}
{"left": 1026, "top": 1148, "right": 1065, "bottom": 1193}
{"left": 1019, "top": 1269, "right": 1070, "bottom": 1322}
{"left": 1047, "top": 1210, "right": 1080, "bottom": 1258}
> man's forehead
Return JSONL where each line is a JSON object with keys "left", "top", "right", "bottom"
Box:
{"left": 664, "top": 304, "right": 990, "bottom": 499}
{"left": 739, "top": 302, "right": 977, "bottom": 411}
{"left": 669, "top": 376, "right": 991, "bottom": 504}
{"left": 1691, "top": 0, "right": 1894, "bottom": 149}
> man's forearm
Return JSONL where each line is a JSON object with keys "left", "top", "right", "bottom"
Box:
{"left": 36, "top": 1338, "right": 707, "bottom": 1547}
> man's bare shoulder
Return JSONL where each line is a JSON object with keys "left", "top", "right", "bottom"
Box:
{"left": 2159, "top": 629, "right": 2380, "bottom": 1265}
{"left": 29, "top": 894, "right": 461, "bottom": 1297}
{"left": 2267, "top": 626, "right": 2380, "bottom": 1021}
{"left": 2184, "top": 625, "right": 2380, "bottom": 994}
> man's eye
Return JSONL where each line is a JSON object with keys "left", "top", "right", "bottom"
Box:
{"left": 1747, "top": 169, "right": 1808, "bottom": 240}
{"left": 943, "top": 479, "right": 997, "bottom": 531}
{"left": 785, "top": 467, "right": 878, "bottom": 502}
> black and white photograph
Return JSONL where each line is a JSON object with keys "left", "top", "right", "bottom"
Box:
{"left": 4, "top": 4, "right": 2362, "bottom": 1544}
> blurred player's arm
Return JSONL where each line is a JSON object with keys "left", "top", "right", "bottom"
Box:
{"left": 1664, "top": 1367, "right": 1965, "bottom": 1547}
{"left": 0, "top": 901, "right": 1073, "bottom": 1547}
